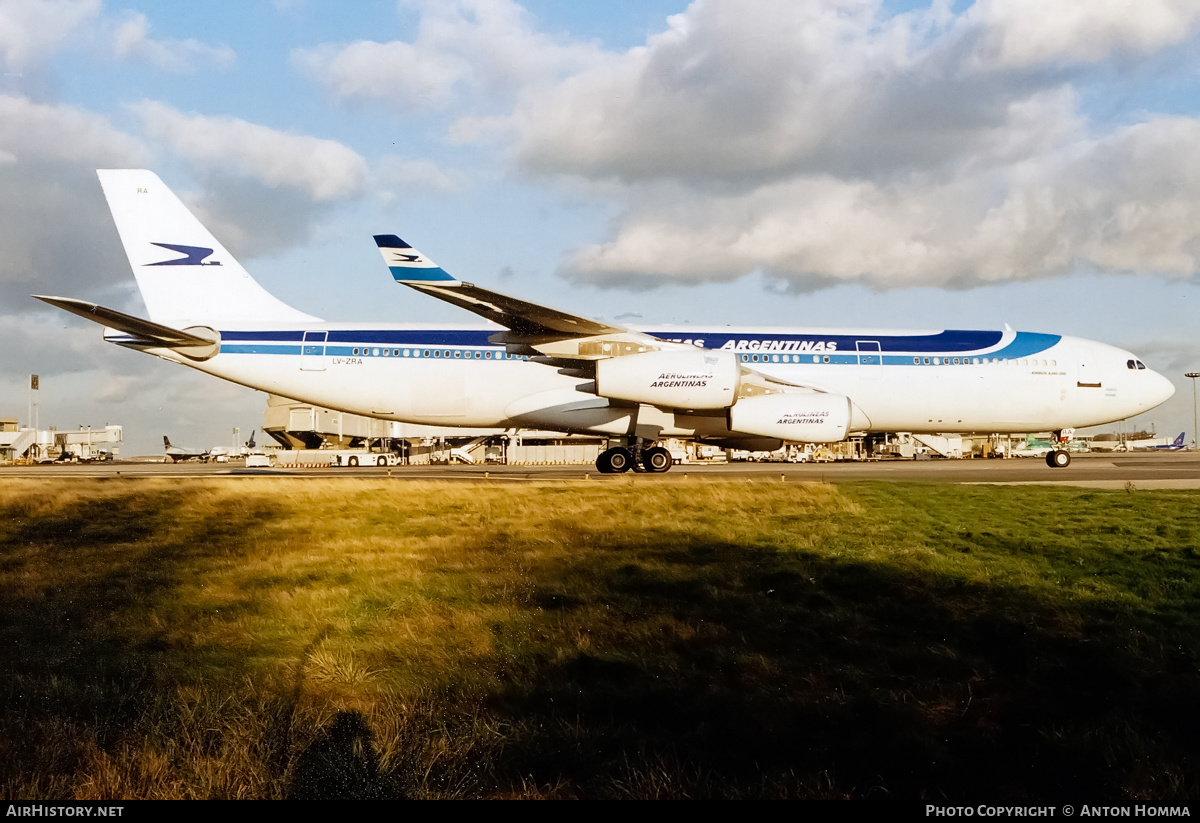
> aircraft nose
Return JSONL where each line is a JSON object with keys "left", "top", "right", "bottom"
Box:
{"left": 1146, "top": 369, "right": 1176, "bottom": 409}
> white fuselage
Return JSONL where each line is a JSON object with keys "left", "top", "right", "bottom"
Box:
{"left": 111, "top": 322, "right": 1174, "bottom": 441}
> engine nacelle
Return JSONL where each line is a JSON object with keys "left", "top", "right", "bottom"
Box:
{"left": 594, "top": 349, "right": 741, "bottom": 409}
{"left": 727, "top": 392, "right": 852, "bottom": 443}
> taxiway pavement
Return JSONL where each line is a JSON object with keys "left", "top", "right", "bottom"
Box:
{"left": 4, "top": 452, "right": 1200, "bottom": 488}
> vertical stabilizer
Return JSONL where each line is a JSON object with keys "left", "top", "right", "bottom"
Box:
{"left": 97, "top": 170, "right": 318, "bottom": 326}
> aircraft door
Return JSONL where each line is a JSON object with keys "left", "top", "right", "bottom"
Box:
{"left": 856, "top": 340, "right": 882, "bottom": 378}
{"left": 301, "top": 331, "right": 328, "bottom": 371}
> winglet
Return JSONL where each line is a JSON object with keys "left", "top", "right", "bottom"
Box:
{"left": 373, "top": 235, "right": 457, "bottom": 283}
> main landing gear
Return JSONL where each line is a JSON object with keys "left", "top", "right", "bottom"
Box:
{"left": 1045, "top": 428, "right": 1074, "bottom": 468}
{"left": 596, "top": 441, "right": 673, "bottom": 474}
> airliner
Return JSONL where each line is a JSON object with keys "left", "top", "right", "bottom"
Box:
{"left": 163, "top": 435, "right": 209, "bottom": 462}
{"left": 1133, "top": 432, "right": 1188, "bottom": 451}
{"left": 208, "top": 430, "right": 257, "bottom": 462}
{"left": 35, "top": 170, "right": 1175, "bottom": 473}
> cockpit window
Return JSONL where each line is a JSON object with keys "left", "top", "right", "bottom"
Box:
{"left": 1136, "top": 360, "right": 1146, "bottom": 370}
{"left": 1127, "top": 360, "right": 1136, "bottom": 370}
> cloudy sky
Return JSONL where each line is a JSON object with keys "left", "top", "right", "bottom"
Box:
{"left": 3, "top": 0, "right": 1200, "bottom": 455}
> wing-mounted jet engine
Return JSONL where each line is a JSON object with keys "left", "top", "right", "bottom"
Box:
{"left": 594, "top": 349, "right": 741, "bottom": 409}
{"left": 594, "top": 347, "right": 851, "bottom": 440}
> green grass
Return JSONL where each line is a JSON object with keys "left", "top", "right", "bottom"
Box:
{"left": 0, "top": 478, "right": 1198, "bottom": 799}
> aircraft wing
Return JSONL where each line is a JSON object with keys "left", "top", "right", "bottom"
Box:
{"left": 374, "top": 235, "right": 627, "bottom": 341}
{"left": 371, "top": 235, "right": 821, "bottom": 399}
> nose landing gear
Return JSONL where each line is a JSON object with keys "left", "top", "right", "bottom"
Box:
{"left": 1046, "top": 428, "right": 1074, "bottom": 468}
{"left": 1046, "top": 449, "right": 1071, "bottom": 468}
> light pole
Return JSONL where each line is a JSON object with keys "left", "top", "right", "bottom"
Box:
{"left": 1186, "top": 373, "right": 1200, "bottom": 450}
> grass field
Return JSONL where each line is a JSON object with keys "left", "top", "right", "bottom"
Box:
{"left": 0, "top": 477, "right": 1197, "bottom": 799}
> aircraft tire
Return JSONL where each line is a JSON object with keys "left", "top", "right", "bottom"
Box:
{"left": 606, "top": 447, "right": 634, "bottom": 473}
{"left": 596, "top": 451, "right": 613, "bottom": 473}
{"left": 1046, "top": 449, "right": 1071, "bottom": 468}
{"left": 348, "top": 455, "right": 359, "bottom": 467}
{"left": 643, "top": 446, "right": 673, "bottom": 473}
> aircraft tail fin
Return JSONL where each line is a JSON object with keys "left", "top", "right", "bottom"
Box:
{"left": 163, "top": 436, "right": 171, "bottom": 449}
{"left": 97, "top": 170, "right": 318, "bottom": 327}
{"left": 1176, "top": 432, "right": 1186, "bottom": 446}
{"left": 373, "top": 235, "right": 458, "bottom": 283}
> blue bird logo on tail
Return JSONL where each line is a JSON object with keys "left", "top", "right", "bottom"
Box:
{"left": 147, "top": 243, "right": 222, "bottom": 266}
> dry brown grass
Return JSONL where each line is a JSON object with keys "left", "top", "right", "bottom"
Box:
{"left": 1, "top": 478, "right": 1198, "bottom": 799}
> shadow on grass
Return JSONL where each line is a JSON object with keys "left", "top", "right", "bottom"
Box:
{"left": 0, "top": 491, "right": 290, "bottom": 792}
{"left": 477, "top": 538, "right": 1200, "bottom": 800}
{"left": 289, "top": 710, "right": 404, "bottom": 800}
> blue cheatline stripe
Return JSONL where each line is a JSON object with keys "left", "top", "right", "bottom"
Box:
{"left": 215, "top": 328, "right": 1051, "bottom": 354}
{"left": 219, "top": 330, "right": 499, "bottom": 345}
{"left": 220, "top": 344, "right": 302, "bottom": 355}
{"left": 218, "top": 342, "right": 535, "bottom": 361}
{"left": 388, "top": 265, "right": 456, "bottom": 282}
{"left": 212, "top": 329, "right": 1062, "bottom": 365}
{"left": 222, "top": 330, "right": 304, "bottom": 341}
{"left": 217, "top": 342, "right": 1064, "bottom": 367}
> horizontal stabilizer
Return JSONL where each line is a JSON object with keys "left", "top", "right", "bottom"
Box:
{"left": 34, "top": 295, "right": 220, "bottom": 359}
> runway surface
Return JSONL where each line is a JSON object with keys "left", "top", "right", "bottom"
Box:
{"left": 4, "top": 452, "right": 1200, "bottom": 487}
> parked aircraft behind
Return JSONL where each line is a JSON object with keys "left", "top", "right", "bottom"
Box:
{"left": 208, "top": 430, "right": 257, "bottom": 462}
{"left": 35, "top": 170, "right": 1176, "bottom": 473}
{"left": 163, "top": 436, "right": 209, "bottom": 463}
{"left": 1133, "top": 432, "right": 1187, "bottom": 451}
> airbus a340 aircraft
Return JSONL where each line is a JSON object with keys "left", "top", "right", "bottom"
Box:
{"left": 36, "top": 170, "right": 1175, "bottom": 473}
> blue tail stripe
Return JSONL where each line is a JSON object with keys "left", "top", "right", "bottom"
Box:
{"left": 388, "top": 265, "right": 455, "bottom": 282}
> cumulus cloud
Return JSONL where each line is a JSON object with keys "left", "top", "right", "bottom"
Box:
{"left": 377, "top": 154, "right": 465, "bottom": 194}
{"left": 0, "top": 95, "right": 144, "bottom": 305}
{"left": 295, "top": 38, "right": 468, "bottom": 109}
{"left": 456, "top": 0, "right": 1200, "bottom": 292}
{"left": 0, "top": 0, "right": 101, "bottom": 72}
{"left": 293, "top": 0, "right": 603, "bottom": 110}
{"left": 131, "top": 100, "right": 368, "bottom": 200}
{"left": 111, "top": 11, "right": 236, "bottom": 74}
{"left": 125, "top": 101, "right": 374, "bottom": 260}
{"left": 0, "top": 94, "right": 142, "bottom": 167}
{"left": 563, "top": 117, "right": 1200, "bottom": 290}
{"left": 966, "top": 0, "right": 1200, "bottom": 69}
{"left": 506, "top": 0, "right": 1090, "bottom": 186}
{"left": 0, "top": 1, "right": 235, "bottom": 79}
